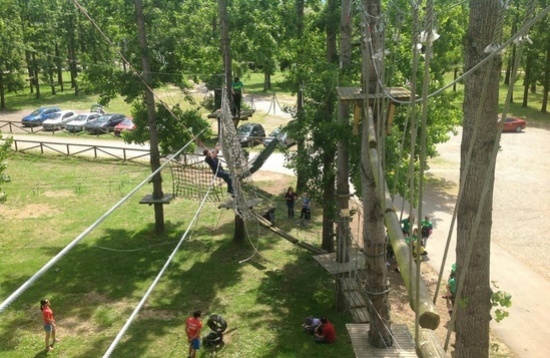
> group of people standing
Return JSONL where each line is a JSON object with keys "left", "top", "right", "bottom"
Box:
{"left": 400, "top": 214, "right": 433, "bottom": 257}
{"left": 284, "top": 187, "right": 311, "bottom": 223}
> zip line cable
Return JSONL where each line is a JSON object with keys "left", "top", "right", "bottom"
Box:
{"left": 103, "top": 170, "right": 218, "bottom": 357}
{"left": 0, "top": 126, "right": 209, "bottom": 313}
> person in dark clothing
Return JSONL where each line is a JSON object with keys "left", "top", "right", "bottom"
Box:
{"left": 203, "top": 144, "right": 233, "bottom": 194}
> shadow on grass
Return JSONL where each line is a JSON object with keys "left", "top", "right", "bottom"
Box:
{"left": 0, "top": 216, "right": 256, "bottom": 356}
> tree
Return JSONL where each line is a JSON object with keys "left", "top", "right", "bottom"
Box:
{"left": 456, "top": 1, "right": 503, "bottom": 356}
{"left": 0, "top": 0, "right": 24, "bottom": 109}
{"left": 0, "top": 133, "right": 13, "bottom": 203}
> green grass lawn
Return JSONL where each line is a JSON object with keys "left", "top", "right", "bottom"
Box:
{"left": 0, "top": 152, "right": 354, "bottom": 358}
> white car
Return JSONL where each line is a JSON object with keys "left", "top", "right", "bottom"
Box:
{"left": 65, "top": 112, "right": 102, "bottom": 132}
{"left": 42, "top": 110, "right": 77, "bottom": 131}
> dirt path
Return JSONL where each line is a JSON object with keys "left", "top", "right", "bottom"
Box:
{"left": 420, "top": 124, "right": 550, "bottom": 357}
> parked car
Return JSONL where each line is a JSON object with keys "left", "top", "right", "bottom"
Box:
{"left": 263, "top": 122, "right": 296, "bottom": 148}
{"left": 42, "top": 110, "right": 77, "bottom": 131}
{"left": 236, "top": 122, "right": 266, "bottom": 147}
{"left": 65, "top": 112, "right": 102, "bottom": 132}
{"left": 500, "top": 116, "right": 527, "bottom": 133}
{"left": 113, "top": 117, "right": 136, "bottom": 136}
{"left": 21, "top": 107, "right": 61, "bottom": 127}
{"left": 84, "top": 113, "right": 127, "bottom": 134}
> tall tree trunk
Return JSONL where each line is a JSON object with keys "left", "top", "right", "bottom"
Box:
{"left": 49, "top": 71, "right": 56, "bottom": 95}
{"left": 135, "top": 0, "right": 165, "bottom": 234}
{"left": 456, "top": 1, "right": 502, "bottom": 356}
{"left": 218, "top": 0, "right": 244, "bottom": 243}
{"left": 361, "top": 0, "right": 391, "bottom": 348}
{"left": 25, "top": 52, "right": 34, "bottom": 94}
{"left": 320, "top": 0, "right": 338, "bottom": 253}
{"left": 523, "top": 52, "right": 532, "bottom": 108}
{"left": 218, "top": 0, "right": 232, "bottom": 100}
{"left": 55, "top": 42, "right": 64, "bottom": 92}
{"left": 263, "top": 72, "right": 271, "bottom": 92}
{"left": 295, "top": 0, "right": 307, "bottom": 194}
{"left": 0, "top": 72, "right": 5, "bottom": 110}
{"left": 32, "top": 52, "right": 40, "bottom": 99}
{"left": 335, "top": 0, "right": 352, "bottom": 310}
{"left": 541, "top": 45, "right": 550, "bottom": 113}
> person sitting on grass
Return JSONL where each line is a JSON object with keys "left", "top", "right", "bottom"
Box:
{"left": 314, "top": 317, "right": 336, "bottom": 344}
{"left": 301, "top": 316, "right": 321, "bottom": 334}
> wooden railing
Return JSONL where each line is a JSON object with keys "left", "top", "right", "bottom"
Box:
{"left": 2, "top": 138, "right": 150, "bottom": 163}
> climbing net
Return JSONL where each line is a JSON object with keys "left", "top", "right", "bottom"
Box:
{"left": 218, "top": 83, "right": 257, "bottom": 220}
{"left": 169, "top": 155, "right": 226, "bottom": 202}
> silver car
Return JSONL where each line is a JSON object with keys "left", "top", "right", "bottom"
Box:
{"left": 42, "top": 110, "right": 77, "bottom": 131}
{"left": 66, "top": 112, "right": 102, "bottom": 132}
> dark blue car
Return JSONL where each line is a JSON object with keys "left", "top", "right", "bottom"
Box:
{"left": 21, "top": 107, "right": 61, "bottom": 127}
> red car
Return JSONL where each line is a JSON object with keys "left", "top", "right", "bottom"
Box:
{"left": 114, "top": 117, "right": 135, "bottom": 136}
{"left": 500, "top": 116, "right": 527, "bottom": 133}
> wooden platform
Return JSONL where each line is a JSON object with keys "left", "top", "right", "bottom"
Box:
{"left": 139, "top": 193, "right": 174, "bottom": 205}
{"left": 337, "top": 86, "right": 412, "bottom": 103}
{"left": 207, "top": 109, "right": 255, "bottom": 120}
{"left": 346, "top": 324, "right": 416, "bottom": 357}
{"left": 313, "top": 252, "right": 365, "bottom": 275}
{"left": 339, "top": 277, "right": 370, "bottom": 322}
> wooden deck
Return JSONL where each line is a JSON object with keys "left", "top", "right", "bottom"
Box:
{"left": 313, "top": 252, "right": 365, "bottom": 275}
{"left": 336, "top": 86, "right": 412, "bottom": 102}
{"left": 346, "top": 324, "right": 417, "bottom": 357}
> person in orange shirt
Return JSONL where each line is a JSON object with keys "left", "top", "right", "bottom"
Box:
{"left": 185, "top": 310, "right": 203, "bottom": 358}
{"left": 40, "top": 299, "right": 60, "bottom": 352}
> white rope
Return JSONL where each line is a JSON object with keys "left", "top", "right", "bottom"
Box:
{"left": 103, "top": 173, "right": 218, "bottom": 357}
{"left": 0, "top": 126, "right": 210, "bottom": 313}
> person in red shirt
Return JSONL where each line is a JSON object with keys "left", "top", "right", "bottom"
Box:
{"left": 185, "top": 310, "right": 203, "bottom": 358}
{"left": 40, "top": 299, "right": 60, "bottom": 352}
{"left": 314, "top": 317, "right": 336, "bottom": 343}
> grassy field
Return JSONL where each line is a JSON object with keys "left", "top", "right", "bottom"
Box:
{"left": 0, "top": 152, "right": 354, "bottom": 358}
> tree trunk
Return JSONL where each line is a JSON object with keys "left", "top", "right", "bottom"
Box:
{"left": 522, "top": 52, "right": 531, "bottom": 108}
{"left": 456, "top": 1, "right": 502, "bottom": 356}
{"left": 32, "top": 52, "right": 40, "bottom": 99}
{"left": 541, "top": 45, "right": 550, "bottom": 113}
{"left": 135, "top": 0, "right": 165, "bottom": 234}
{"left": 49, "top": 71, "right": 56, "bottom": 95}
{"left": 218, "top": 0, "right": 232, "bottom": 99}
{"left": 295, "top": 0, "right": 306, "bottom": 194}
{"left": 0, "top": 71, "right": 5, "bottom": 110}
{"left": 55, "top": 42, "right": 64, "bottom": 92}
{"left": 218, "top": 0, "right": 244, "bottom": 244}
{"left": 361, "top": 108, "right": 392, "bottom": 347}
{"left": 25, "top": 51, "right": 34, "bottom": 94}
{"left": 320, "top": 0, "right": 338, "bottom": 253}
{"left": 263, "top": 72, "right": 271, "bottom": 92}
{"left": 360, "top": 0, "right": 391, "bottom": 348}
{"left": 335, "top": 0, "right": 352, "bottom": 310}
{"left": 233, "top": 215, "right": 246, "bottom": 243}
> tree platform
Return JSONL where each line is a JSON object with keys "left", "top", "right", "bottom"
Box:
{"left": 313, "top": 251, "right": 365, "bottom": 275}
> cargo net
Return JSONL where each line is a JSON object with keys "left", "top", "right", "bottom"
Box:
{"left": 169, "top": 155, "right": 226, "bottom": 202}
{"left": 219, "top": 85, "right": 256, "bottom": 220}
